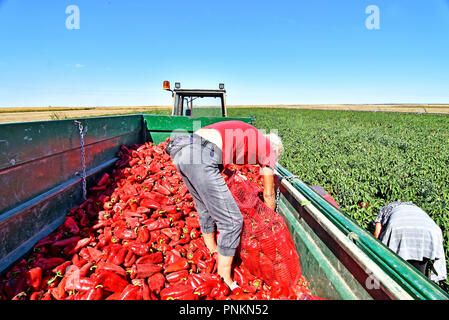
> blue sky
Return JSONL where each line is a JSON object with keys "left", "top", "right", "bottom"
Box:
{"left": 0, "top": 0, "right": 449, "bottom": 107}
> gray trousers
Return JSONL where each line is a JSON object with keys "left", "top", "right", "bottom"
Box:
{"left": 166, "top": 135, "right": 243, "bottom": 257}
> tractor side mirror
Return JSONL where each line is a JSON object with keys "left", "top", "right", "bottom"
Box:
{"left": 185, "top": 109, "right": 192, "bottom": 116}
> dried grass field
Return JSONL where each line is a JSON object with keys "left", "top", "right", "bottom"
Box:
{"left": 1, "top": 104, "right": 449, "bottom": 124}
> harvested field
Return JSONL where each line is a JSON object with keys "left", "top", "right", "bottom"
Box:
{"left": 0, "top": 106, "right": 170, "bottom": 124}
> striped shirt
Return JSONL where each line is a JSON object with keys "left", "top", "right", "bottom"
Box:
{"left": 375, "top": 202, "right": 447, "bottom": 282}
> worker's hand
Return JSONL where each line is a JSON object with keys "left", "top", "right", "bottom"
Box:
{"left": 261, "top": 167, "right": 276, "bottom": 210}
{"left": 373, "top": 222, "right": 382, "bottom": 239}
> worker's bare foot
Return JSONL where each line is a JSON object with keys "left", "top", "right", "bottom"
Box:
{"left": 202, "top": 232, "right": 218, "bottom": 253}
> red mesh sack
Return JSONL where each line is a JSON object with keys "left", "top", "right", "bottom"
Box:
{"left": 226, "top": 173, "right": 302, "bottom": 288}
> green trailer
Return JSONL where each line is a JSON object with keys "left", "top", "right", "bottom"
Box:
{"left": 0, "top": 112, "right": 448, "bottom": 300}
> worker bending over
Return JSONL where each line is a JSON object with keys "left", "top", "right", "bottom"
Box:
{"left": 166, "top": 120, "right": 283, "bottom": 290}
{"left": 374, "top": 201, "right": 447, "bottom": 282}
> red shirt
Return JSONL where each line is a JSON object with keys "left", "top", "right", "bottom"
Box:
{"left": 202, "top": 120, "right": 276, "bottom": 168}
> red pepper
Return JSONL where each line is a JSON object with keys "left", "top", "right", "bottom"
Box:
{"left": 67, "top": 277, "right": 97, "bottom": 292}
{"left": 29, "top": 291, "right": 42, "bottom": 300}
{"left": 174, "top": 245, "right": 187, "bottom": 257}
{"left": 33, "top": 257, "right": 66, "bottom": 271}
{"left": 233, "top": 267, "right": 246, "bottom": 286}
{"left": 149, "top": 161, "right": 162, "bottom": 174}
{"left": 70, "top": 236, "right": 93, "bottom": 254}
{"left": 160, "top": 179, "right": 175, "bottom": 194}
{"left": 135, "top": 251, "right": 164, "bottom": 264}
{"left": 160, "top": 283, "right": 198, "bottom": 300}
{"left": 130, "top": 263, "right": 163, "bottom": 279}
{"left": 114, "top": 226, "right": 137, "bottom": 240}
{"left": 204, "top": 257, "right": 215, "bottom": 274}
{"left": 90, "top": 185, "right": 107, "bottom": 192}
{"left": 155, "top": 233, "right": 170, "bottom": 245}
{"left": 144, "top": 218, "right": 171, "bottom": 231}
{"left": 26, "top": 267, "right": 42, "bottom": 290}
{"left": 129, "top": 158, "right": 140, "bottom": 167}
{"left": 51, "top": 276, "right": 67, "bottom": 300}
{"left": 164, "top": 258, "right": 189, "bottom": 274}
{"left": 153, "top": 183, "right": 172, "bottom": 196}
{"left": 150, "top": 210, "right": 165, "bottom": 220}
{"left": 238, "top": 263, "right": 256, "bottom": 282}
{"left": 177, "top": 184, "right": 188, "bottom": 198}
{"left": 171, "top": 233, "right": 191, "bottom": 246}
{"left": 193, "top": 279, "right": 221, "bottom": 298}
{"left": 229, "top": 293, "right": 253, "bottom": 300}
{"left": 140, "top": 198, "right": 160, "bottom": 210}
{"left": 147, "top": 273, "right": 165, "bottom": 295}
{"left": 50, "top": 236, "right": 81, "bottom": 256}
{"left": 190, "top": 229, "right": 200, "bottom": 239}
{"left": 142, "top": 282, "right": 152, "bottom": 300}
{"left": 52, "top": 261, "right": 72, "bottom": 276}
{"left": 124, "top": 241, "right": 150, "bottom": 256}
{"left": 161, "top": 204, "right": 177, "bottom": 215}
{"left": 131, "top": 166, "right": 148, "bottom": 181}
{"left": 82, "top": 286, "right": 104, "bottom": 300}
{"left": 166, "top": 270, "right": 189, "bottom": 284}
{"left": 155, "top": 242, "right": 173, "bottom": 253}
{"left": 182, "top": 225, "right": 192, "bottom": 234}
{"left": 79, "top": 262, "right": 93, "bottom": 277}
{"left": 92, "top": 270, "right": 128, "bottom": 293}
{"left": 34, "top": 233, "right": 62, "bottom": 248}
{"left": 82, "top": 246, "right": 104, "bottom": 263}
{"left": 167, "top": 212, "right": 183, "bottom": 222}
{"left": 231, "top": 286, "right": 245, "bottom": 295}
{"left": 103, "top": 201, "right": 114, "bottom": 210}
{"left": 270, "top": 280, "right": 290, "bottom": 299}
{"left": 119, "top": 284, "right": 142, "bottom": 300}
{"left": 250, "top": 278, "right": 263, "bottom": 292}
{"left": 196, "top": 259, "right": 208, "bottom": 271}
{"left": 96, "top": 262, "right": 127, "bottom": 277}
{"left": 123, "top": 251, "right": 137, "bottom": 268}
{"left": 182, "top": 202, "right": 194, "bottom": 215}
{"left": 186, "top": 273, "right": 204, "bottom": 290}
{"left": 185, "top": 216, "right": 200, "bottom": 229}
{"left": 209, "top": 282, "right": 230, "bottom": 298}
{"left": 63, "top": 216, "right": 80, "bottom": 235}
{"left": 92, "top": 219, "right": 110, "bottom": 230}
{"left": 97, "top": 173, "right": 110, "bottom": 186}
{"left": 105, "top": 292, "right": 122, "bottom": 300}
{"left": 136, "top": 227, "right": 150, "bottom": 243}
{"left": 41, "top": 292, "right": 52, "bottom": 300}
{"left": 72, "top": 255, "right": 88, "bottom": 268}
{"left": 111, "top": 247, "right": 128, "bottom": 265}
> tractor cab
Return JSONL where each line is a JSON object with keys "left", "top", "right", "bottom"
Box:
{"left": 163, "top": 81, "right": 227, "bottom": 117}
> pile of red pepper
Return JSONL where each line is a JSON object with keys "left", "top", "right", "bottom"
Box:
{"left": 0, "top": 139, "right": 317, "bottom": 300}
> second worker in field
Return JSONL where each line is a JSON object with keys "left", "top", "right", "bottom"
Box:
{"left": 373, "top": 201, "right": 447, "bottom": 282}
{"left": 165, "top": 120, "right": 283, "bottom": 290}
